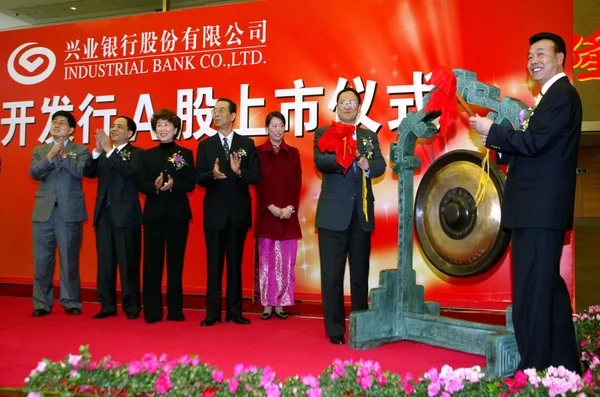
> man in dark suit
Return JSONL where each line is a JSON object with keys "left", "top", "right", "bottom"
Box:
{"left": 84, "top": 116, "right": 142, "bottom": 320}
{"left": 314, "top": 87, "right": 386, "bottom": 344}
{"left": 29, "top": 110, "right": 91, "bottom": 317}
{"left": 196, "top": 98, "right": 261, "bottom": 326}
{"left": 470, "top": 32, "right": 581, "bottom": 373}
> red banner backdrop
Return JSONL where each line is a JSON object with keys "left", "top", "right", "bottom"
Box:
{"left": 0, "top": 0, "right": 574, "bottom": 309}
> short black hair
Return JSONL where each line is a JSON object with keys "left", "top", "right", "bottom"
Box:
{"left": 116, "top": 115, "right": 137, "bottom": 135}
{"left": 529, "top": 32, "right": 567, "bottom": 65}
{"left": 216, "top": 98, "right": 237, "bottom": 115}
{"left": 265, "top": 111, "right": 286, "bottom": 127}
{"left": 336, "top": 87, "right": 361, "bottom": 105}
{"left": 52, "top": 110, "right": 76, "bottom": 130}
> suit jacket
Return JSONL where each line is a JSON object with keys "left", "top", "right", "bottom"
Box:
{"left": 254, "top": 139, "right": 302, "bottom": 240}
{"left": 29, "top": 140, "right": 90, "bottom": 223}
{"left": 314, "top": 126, "right": 386, "bottom": 232}
{"left": 196, "top": 132, "right": 261, "bottom": 231}
{"left": 487, "top": 76, "right": 582, "bottom": 230}
{"left": 135, "top": 142, "right": 196, "bottom": 221}
{"left": 83, "top": 144, "right": 143, "bottom": 228}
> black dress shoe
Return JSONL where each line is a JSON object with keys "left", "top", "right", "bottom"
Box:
{"left": 145, "top": 317, "right": 162, "bottom": 324}
{"left": 32, "top": 309, "right": 50, "bottom": 317}
{"left": 225, "top": 315, "right": 251, "bottom": 325}
{"left": 125, "top": 312, "right": 140, "bottom": 320}
{"left": 167, "top": 313, "right": 186, "bottom": 322}
{"left": 92, "top": 310, "right": 116, "bottom": 319}
{"left": 329, "top": 335, "right": 345, "bottom": 345}
{"left": 200, "top": 316, "right": 222, "bottom": 326}
{"left": 260, "top": 312, "right": 273, "bottom": 320}
{"left": 65, "top": 308, "right": 82, "bottom": 315}
{"left": 274, "top": 311, "right": 288, "bottom": 320}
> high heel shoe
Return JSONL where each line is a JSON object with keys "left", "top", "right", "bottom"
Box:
{"left": 260, "top": 312, "right": 273, "bottom": 320}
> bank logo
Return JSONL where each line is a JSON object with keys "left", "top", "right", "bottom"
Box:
{"left": 7, "top": 42, "right": 56, "bottom": 85}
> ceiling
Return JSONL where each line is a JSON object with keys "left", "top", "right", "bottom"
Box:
{"left": 0, "top": 0, "right": 252, "bottom": 30}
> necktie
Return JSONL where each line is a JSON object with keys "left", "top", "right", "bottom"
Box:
{"left": 223, "top": 137, "right": 230, "bottom": 157}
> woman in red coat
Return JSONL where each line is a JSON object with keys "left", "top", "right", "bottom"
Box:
{"left": 253, "top": 111, "right": 302, "bottom": 320}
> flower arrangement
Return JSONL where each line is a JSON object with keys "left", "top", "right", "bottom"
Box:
{"left": 119, "top": 149, "right": 132, "bottom": 161}
{"left": 22, "top": 306, "right": 600, "bottom": 396}
{"left": 519, "top": 94, "right": 543, "bottom": 130}
{"left": 167, "top": 150, "right": 188, "bottom": 170}
{"left": 232, "top": 147, "right": 247, "bottom": 159}
{"left": 360, "top": 137, "right": 374, "bottom": 159}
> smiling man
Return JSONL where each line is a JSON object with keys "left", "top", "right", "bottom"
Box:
{"left": 314, "top": 87, "right": 386, "bottom": 345}
{"left": 29, "top": 110, "right": 91, "bottom": 317}
{"left": 470, "top": 32, "right": 582, "bottom": 373}
{"left": 195, "top": 98, "right": 261, "bottom": 326}
{"left": 84, "top": 116, "right": 143, "bottom": 320}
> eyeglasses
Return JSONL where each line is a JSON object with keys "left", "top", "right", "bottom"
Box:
{"left": 338, "top": 100, "right": 358, "bottom": 108}
{"left": 51, "top": 120, "right": 70, "bottom": 127}
{"left": 211, "top": 107, "right": 230, "bottom": 114}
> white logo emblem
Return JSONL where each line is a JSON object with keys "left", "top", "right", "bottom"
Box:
{"left": 7, "top": 42, "right": 56, "bottom": 85}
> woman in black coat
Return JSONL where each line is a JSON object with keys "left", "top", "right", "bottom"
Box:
{"left": 136, "top": 108, "right": 195, "bottom": 323}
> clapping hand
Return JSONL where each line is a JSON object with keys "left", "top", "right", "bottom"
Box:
{"left": 230, "top": 154, "right": 241, "bottom": 175}
{"left": 95, "top": 129, "right": 111, "bottom": 153}
{"left": 154, "top": 172, "right": 164, "bottom": 190}
{"left": 213, "top": 158, "right": 226, "bottom": 179}
{"left": 160, "top": 174, "right": 174, "bottom": 191}
{"left": 47, "top": 138, "right": 65, "bottom": 161}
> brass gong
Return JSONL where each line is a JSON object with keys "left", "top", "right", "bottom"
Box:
{"left": 414, "top": 150, "right": 510, "bottom": 277}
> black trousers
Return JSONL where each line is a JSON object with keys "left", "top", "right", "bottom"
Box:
{"left": 204, "top": 221, "right": 248, "bottom": 319}
{"left": 95, "top": 206, "right": 141, "bottom": 314}
{"left": 142, "top": 218, "right": 189, "bottom": 321}
{"left": 511, "top": 227, "right": 581, "bottom": 373}
{"left": 318, "top": 208, "right": 371, "bottom": 337}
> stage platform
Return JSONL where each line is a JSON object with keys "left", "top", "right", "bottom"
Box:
{"left": 0, "top": 296, "right": 487, "bottom": 394}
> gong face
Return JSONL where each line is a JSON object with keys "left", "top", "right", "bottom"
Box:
{"left": 415, "top": 150, "right": 510, "bottom": 277}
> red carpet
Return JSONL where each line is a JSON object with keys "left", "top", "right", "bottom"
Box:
{"left": 0, "top": 296, "right": 485, "bottom": 389}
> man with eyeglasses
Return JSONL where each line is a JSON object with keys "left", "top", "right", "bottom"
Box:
{"left": 29, "top": 110, "right": 91, "bottom": 317}
{"left": 314, "top": 87, "right": 386, "bottom": 345}
{"left": 196, "top": 98, "right": 261, "bottom": 326}
{"left": 83, "top": 116, "right": 143, "bottom": 320}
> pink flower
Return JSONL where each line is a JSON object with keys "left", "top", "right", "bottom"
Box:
{"left": 87, "top": 361, "right": 98, "bottom": 371}
{"left": 301, "top": 375, "right": 319, "bottom": 388}
{"left": 306, "top": 387, "right": 322, "bottom": 397}
{"left": 159, "top": 353, "right": 168, "bottom": 362}
{"left": 35, "top": 361, "right": 47, "bottom": 373}
{"left": 245, "top": 384, "right": 252, "bottom": 392}
{"left": 427, "top": 381, "right": 441, "bottom": 396}
{"left": 128, "top": 361, "right": 143, "bottom": 376}
{"left": 234, "top": 364, "right": 246, "bottom": 376}
{"left": 211, "top": 369, "right": 224, "bottom": 383}
{"left": 260, "top": 366, "right": 276, "bottom": 387}
{"left": 68, "top": 354, "right": 82, "bottom": 365}
{"left": 155, "top": 372, "right": 173, "bottom": 394}
{"left": 27, "top": 393, "right": 41, "bottom": 397}
{"left": 178, "top": 355, "right": 191, "bottom": 365}
{"left": 142, "top": 353, "right": 157, "bottom": 362}
{"left": 403, "top": 379, "right": 415, "bottom": 394}
{"left": 584, "top": 369, "right": 594, "bottom": 384}
{"left": 191, "top": 357, "right": 201, "bottom": 366}
{"left": 228, "top": 378, "right": 239, "bottom": 394}
{"left": 265, "top": 383, "right": 281, "bottom": 397}
{"left": 69, "top": 370, "right": 78, "bottom": 377}
{"left": 359, "top": 375, "right": 372, "bottom": 390}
